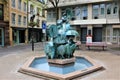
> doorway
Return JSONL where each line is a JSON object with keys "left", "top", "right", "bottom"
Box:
{"left": 19, "top": 30, "right": 25, "bottom": 43}
{"left": 81, "top": 28, "right": 87, "bottom": 43}
{"left": 93, "top": 27, "right": 102, "bottom": 42}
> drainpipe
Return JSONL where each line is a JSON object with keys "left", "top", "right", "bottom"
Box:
{"left": 26, "top": 0, "right": 29, "bottom": 44}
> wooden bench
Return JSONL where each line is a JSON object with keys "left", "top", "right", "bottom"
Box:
{"left": 86, "top": 42, "right": 107, "bottom": 50}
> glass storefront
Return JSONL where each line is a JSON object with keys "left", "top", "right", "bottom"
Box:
{"left": 12, "top": 28, "right": 25, "bottom": 45}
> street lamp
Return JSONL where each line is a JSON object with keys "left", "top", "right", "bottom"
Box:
{"left": 30, "top": 15, "right": 35, "bottom": 51}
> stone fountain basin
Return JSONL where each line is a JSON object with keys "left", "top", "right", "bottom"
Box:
{"left": 18, "top": 55, "right": 103, "bottom": 80}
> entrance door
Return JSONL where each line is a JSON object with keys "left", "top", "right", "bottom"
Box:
{"left": 81, "top": 28, "right": 87, "bottom": 43}
{"left": 19, "top": 30, "right": 25, "bottom": 43}
{"left": 93, "top": 27, "right": 102, "bottom": 42}
{"left": 0, "top": 28, "right": 4, "bottom": 46}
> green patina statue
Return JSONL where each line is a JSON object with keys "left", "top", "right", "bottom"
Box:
{"left": 44, "top": 8, "right": 79, "bottom": 59}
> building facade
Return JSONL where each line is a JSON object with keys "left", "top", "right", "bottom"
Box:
{"left": 0, "top": 0, "right": 9, "bottom": 47}
{"left": 7, "top": 0, "right": 47, "bottom": 46}
{"left": 9, "top": 0, "right": 28, "bottom": 46}
{"left": 28, "top": 0, "right": 47, "bottom": 43}
{"left": 47, "top": 0, "right": 120, "bottom": 44}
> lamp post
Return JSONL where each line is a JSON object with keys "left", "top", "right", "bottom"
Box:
{"left": 31, "top": 25, "right": 34, "bottom": 51}
{"left": 30, "top": 15, "right": 35, "bottom": 51}
{"left": 27, "top": 0, "right": 36, "bottom": 51}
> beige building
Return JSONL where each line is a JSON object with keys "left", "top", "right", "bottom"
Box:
{"left": 9, "top": 0, "right": 28, "bottom": 46}
{"left": 0, "top": 0, "right": 9, "bottom": 47}
{"left": 47, "top": 0, "right": 120, "bottom": 44}
{"left": 8, "top": 0, "right": 47, "bottom": 46}
{"left": 28, "top": 0, "right": 47, "bottom": 43}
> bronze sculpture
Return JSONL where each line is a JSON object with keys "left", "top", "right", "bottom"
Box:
{"left": 44, "top": 8, "right": 79, "bottom": 59}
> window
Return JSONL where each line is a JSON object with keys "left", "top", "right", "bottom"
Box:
{"left": 11, "top": 13, "right": 16, "bottom": 24}
{"left": 24, "top": 2, "right": 27, "bottom": 12}
{"left": 100, "top": 4, "right": 105, "bottom": 15}
{"left": 107, "top": 3, "right": 111, "bottom": 14}
{"left": 113, "top": 3, "right": 118, "bottom": 14}
{"left": 47, "top": 10, "right": 56, "bottom": 21}
{"left": 82, "top": 6, "right": 88, "bottom": 20}
{"left": 23, "top": 16, "right": 26, "bottom": 25}
{"left": 18, "top": 15, "right": 21, "bottom": 25}
{"left": 75, "top": 7, "right": 80, "bottom": 20}
{"left": 18, "top": 0, "right": 22, "bottom": 10}
{"left": 61, "top": 8, "right": 65, "bottom": 17}
{"left": 93, "top": 4, "right": 99, "bottom": 19}
{"left": 36, "top": 19, "right": 40, "bottom": 27}
{"left": 30, "top": 5, "right": 34, "bottom": 14}
{"left": 37, "top": 7, "right": 40, "bottom": 16}
{"left": 11, "top": 0, "right": 15, "bottom": 7}
{"left": 37, "top": 0, "right": 45, "bottom": 4}
{"left": 47, "top": 12, "right": 51, "bottom": 21}
{"left": 42, "top": 9, "right": 45, "bottom": 17}
{"left": 0, "top": 4, "right": 3, "bottom": 20}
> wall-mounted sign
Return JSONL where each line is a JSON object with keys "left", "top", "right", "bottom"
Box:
{"left": 86, "top": 35, "right": 92, "bottom": 43}
{"left": 42, "top": 21, "right": 46, "bottom": 33}
{"left": 42, "top": 21, "right": 46, "bottom": 29}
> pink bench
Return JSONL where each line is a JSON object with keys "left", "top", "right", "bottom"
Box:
{"left": 86, "top": 42, "right": 107, "bottom": 50}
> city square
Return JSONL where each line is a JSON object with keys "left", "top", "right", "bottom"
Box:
{"left": 0, "top": 0, "right": 120, "bottom": 80}
{"left": 0, "top": 43, "right": 120, "bottom": 80}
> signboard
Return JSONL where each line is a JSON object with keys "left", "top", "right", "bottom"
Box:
{"left": 42, "top": 21, "right": 46, "bottom": 33}
{"left": 42, "top": 29, "right": 46, "bottom": 33}
{"left": 42, "top": 21, "right": 46, "bottom": 29}
{"left": 86, "top": 35, "right": 92, "bottom": 43}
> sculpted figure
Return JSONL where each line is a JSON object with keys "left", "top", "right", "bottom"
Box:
{"left": 44, "top": 8, "right": 79, "bottom": 59}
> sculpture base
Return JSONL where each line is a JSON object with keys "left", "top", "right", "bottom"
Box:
{"left": 47, "top": 57, "right": 76, "bottom": 65}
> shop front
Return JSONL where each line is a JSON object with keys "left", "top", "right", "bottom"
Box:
{"left": 12, "top": 28, "right": 26, "bottom": 45}
{"left": 28, "top": 28, "right": 43, "bottom": 43}
{"left": 0, "top": 21, "right": 9, "bottom": 47}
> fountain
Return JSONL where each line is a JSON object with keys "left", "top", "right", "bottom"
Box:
{"left": 19, "top": 8, "right": 103, "bottom": 80}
